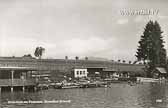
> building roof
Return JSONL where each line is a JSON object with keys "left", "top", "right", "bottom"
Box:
{"left": 156, "top": 67, "right": 167, "bottom": 74}
{"left": 73, "top": 66, "right": 107, "bottom": 69}
{"left": 0, "top": 56, "right": 145, "bottom": 72}
{"left": 103, "top": 68, "right": 118, "bottom": 72}
{"left": 86, "top": 66, "right": 107, "bottom": 69}
{"left": 0, "top": 66, "right": 37, "bottom": 70}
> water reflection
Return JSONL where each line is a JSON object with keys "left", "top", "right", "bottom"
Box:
{"left": 149, "top": 83, "right": 167, "bottom": 108}
{"left": 0, "top": 83, "right": 168, "bottom": 108}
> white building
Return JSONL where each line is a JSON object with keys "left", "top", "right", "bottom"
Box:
{"left": 74, "top": 68, "right": 88, "bottom": 78}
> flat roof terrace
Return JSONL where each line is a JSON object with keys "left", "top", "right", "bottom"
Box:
{"left": 0, "top": 66, "right": 37, "bottom": 70}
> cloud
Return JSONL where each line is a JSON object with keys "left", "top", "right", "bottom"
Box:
{"left": 158, "top": 15, "right": 168, "bottom": 20}
{"left": 0, "top": 36, "right": 57, "bottom": 57}
{"left": 61, "top": 37, "right": 117, "bottom": 56}
{"left": 117, "top": 19, "right": 128, "bottom": 25}
{"left": 0, "top": 36, "right": 118, "bottom": 59}
{"left": 0, "top": 0, "right": 168, "bottom": 61}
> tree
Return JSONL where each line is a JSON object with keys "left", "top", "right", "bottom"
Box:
{"left": 34, "top": 47, "right": 45, "bottom": 59}
{"left": 23, "top": 54, "right": 32, "bottom": 58}
{"left": 166, "top": 58, "right": 168, "bottom": 72}
{"left": 34, "top": 47, "right": 45, "bottom": 82}
{"left": 85, "top": 57, "right": 88, "bottom": 60}
{"left": 65, "top": 56, "right": 68, "bottom": 60}
{"left": 135, "top": 20, "right": 167, "bottom": 77}
{"left": 75, "top": 56, "right": 79, "bottom": 60}
{"left": 133, "top": 61, "right": 137, "bottom": 64}
{"left": 122, "top": 60, "right": 126, "bottom": 63}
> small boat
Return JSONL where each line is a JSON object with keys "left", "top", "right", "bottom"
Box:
{"left": 128, "top": 81, "right": 137, "bottom": 86}
{"left": 87, "top": 83, "right": 97, "bottom": 88}
{"left": 79, "top": 81, "right": 109, "bottom": 88}
{"left": 54, "top": 83, "right": 62, "bottom": 89}
{"left": 156, "top": 99, "right": 163, "bottom": 103}
{"left": 61, "top": 85, "right": 80, "bottom": 89}
{"left": 37, "top": 84, "right": 49, "bottom": 90}
{"left": 60, "top": 83, "right": 80, "bottom": 89}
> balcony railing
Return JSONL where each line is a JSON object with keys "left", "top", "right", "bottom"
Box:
{"left": 0, "top": 79, "right": 11, "bottom": 86}
{"left": 0, "top": 79, "right": 36, "bottom": 87}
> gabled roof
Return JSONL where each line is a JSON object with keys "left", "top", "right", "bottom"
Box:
{"left": 156, "top": 67, "right": 167, "bottom": 74}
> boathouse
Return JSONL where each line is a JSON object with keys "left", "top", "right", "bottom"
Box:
{"left": 0, "top": 57, "right": 146, "bottom": 85}
{"left": 153, "top": 67, "right": 167, "bottom": 79}
{"left": 0, "top": 66, "right": 37, "bottom": 92}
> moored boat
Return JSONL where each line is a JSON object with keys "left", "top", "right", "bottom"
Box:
{"left": 60, "top": 82, "right": 81, "bottom": 89}
{"left": 79, "top": 81, "right": 109, "bottom": 88}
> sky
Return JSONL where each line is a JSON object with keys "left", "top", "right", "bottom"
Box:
{"left": 0, "top": 0, "right": 168, "bottom": 61}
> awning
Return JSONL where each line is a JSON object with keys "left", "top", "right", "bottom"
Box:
{"left": 156, "top": 67, "right": 167, "bottom": 74}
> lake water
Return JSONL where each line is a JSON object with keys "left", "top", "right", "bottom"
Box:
{"left": 1, "top": 83, "right": 168, "bottom": 108}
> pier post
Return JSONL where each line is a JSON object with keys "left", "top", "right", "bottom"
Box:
{"left": 0, "top": 87, "right": 1, "bottom": 93}
{"left": 11, "top": 70, "right": 14, "bottom": 92}
{"left": 11, "top": 87, "right": 13, "bottom": 92}
{"left": 22, "top": 86, "right": 25, "bottom": 92}
{"left": 34, "top": 86, "right": 37, "bottom": 91}
{"left": 11, "top": 70, "right": 14, "bottom": 82}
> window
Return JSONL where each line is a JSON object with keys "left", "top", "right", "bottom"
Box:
{"left": 83, "top": 71, "right": 85, "bottom": 75}
{"left": 80, "top": 71, "right": 82, "bottom": 75}
{"left": 76, "top": 71, "right": 79, "bottom": 75}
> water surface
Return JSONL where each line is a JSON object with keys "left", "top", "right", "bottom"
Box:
{"left": 1, "top": 83, "right": 168, "bottom": 108}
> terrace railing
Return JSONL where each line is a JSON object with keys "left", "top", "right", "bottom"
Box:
{"left": 0, "top": 79, "right": 36, "bottom": 87}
